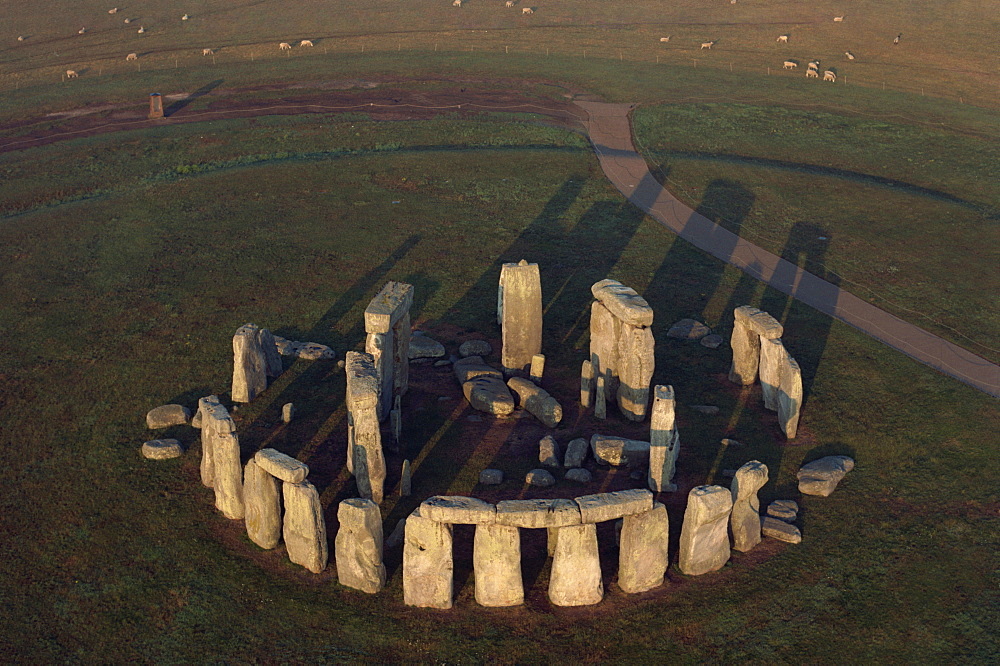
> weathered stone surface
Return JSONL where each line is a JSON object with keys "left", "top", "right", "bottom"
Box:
{"left": 232, "top": 323, "right": 268, "bottom": 403}
{"left": 384, "top": 519, "right": 406, "bottom": 550}
{"left": 141, "top": 439, "right": 183, "bottom": 459}
{"left": 616, "top": 323, "right": 655, "bottom": 421}
{"left": 549, "top": 524, "right": 603, "bottom": 606}
{"left": 296, "top": 342, "right": 335, "bottom": 361}
{"left": 618, "top": 502, "right": 668, "bottom": 593}
{"left": 758, "top": 337, "right": 785, "bottom": 411}
{"left": 565, "top": 468, "right": 592, "bottom": 484}
{"left": 538, "top": 435, "right": 561, "bottom": 468}
{"left": 462, "top": 375, "right": 516, "bottom": 417}
{"left": 403, "top": 508, "right": 454, "bottom": 609}
{"left": 564, "top": 438, "right": 589, "bottom": 468}
{"left": 335, "top": 498, "right": 385, "bottom": 594}
{"left": 529, "top": 354, "right": 545, "bottom": 383}
{"left": 282, "top": 480, "right": 327, "bottom": 573}
{"left": 590, "top": 434, "right": 650, "bottom": 468}
{"left": 479, "top": 469, "right": 504, "bottom": 485}
{"left": 576, "top": 489, "right": 654, "bottom": 524}
{"left": 496, "top": 499, "right": 582, "bottom": 529}
{"left": 761, "top": 516, "right": 802, "bottom": 543}
{"left": 589, "top": 301, "right": 620, "bottom": 404}
{"left": 346, "top": 351, "right": 380, "bottom": 411}
{"left": 767, "top": 501, "right": 798, "bottom": 522}
{"left": 498, "top": 260, "right": 543, "bottom": 374}
{"left": 459, "top": 340, "right": 492, "bottom": 358}
{"left": 508, "top": 377, "right": 562, "bottom": 428}
{"left": 666, "top": 318, "right": 711, "bottom": 340}
{"left": 258, "top": 328, "right": 283, "bottom": 379}
{"left": 254, "top": 448, "right": 309, "bottom": 484}
{"left": 777, "top": 353, "right": 803, "bottom": 439}
{"left": 281, "top": 403, "right": 295, "bottom": 424}
{"left": 591, "top": 279, "right": 653, "bottom": 327}
{"left": 190, "top": 409, "right": 203, "bottom": 429}
{"left": 580, "top": 360, "right": 594, "bottom": 408}
{"left": 690, "top": 405, "right": 720, "bottom": 415}
{"left": 212, "top": 429, "right": 244, "bottom": 520}
{"left": 408, "top": 334, "right": 446, "bottom": 359}
{"left": 345, "top": 352, "right": 385, "bottom": 501}
{"left": 526, "top": 469, "right": 556, "bottom": 487}
{"left": 198, "top": 395, "right": 235, "bottom": 488}
{"left": 453, "top": 356, "right": 502, "bottom": 384}
{"left": 730, "top": 461, "right": 769, "bottom": 552}
{"left": 146, "top": 404, "right": 191, "bottom": 429}
{"left": 736, "top": 305, "right": 784, "bottom": 339}
{"left": 474, "top": 523, "right": 523, "bottom": 607}
{"left": 594, "top": 372, "right": 608, "bottom": 420}
{"left": 364, "top": 281, "right": 414, "bottom": 334}
{"left": 420, "top": 496, "right": 496, "bottom": 524}
{"left": 365, "top": 329, "right": 393, "bottom": 421}
{"left": 700, "top": 334, "right": 724, "bottom": 349}
{"left": 649, "top": 385, "right": 680, "bottom": 492}
{"left": 678, "top": 485, "right": 733, "bottom": 575}
{"left": 797, "top": 456, "right": 854, "bottom": 496}
{"left": 400, "top": 459, "right": 411, "bottom": 497}
{"left": 392, "top": 312, "right": 410, "bottom": 399}
{"left": 244, "top": 458, "right": 282, "bottom": 549}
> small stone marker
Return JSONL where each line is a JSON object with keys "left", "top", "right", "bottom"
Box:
{"left": 281, "top": 403, "right": 295, "bottom": 424}
{"left": 420, "top": 496, "right": 497, "bottom": 524}
{"left": 141, "top": 439, "right": 183, "bottom": 459}
{"left": 580, "top": 360, "right": 595, "bottom": 407}
{"left": 648, "top": 385, "right": 680, "bottom": 492}
{"left": 146, "top": 404, "right": 191, "bottom": 429}
{"left": 474, "top": 523, "right": 523, "bottom": 607}
{"left": 243, "top": 458, "right": 282, "bottom": 549}
{"left": 549, "top": 523, "right": 603, "bottom": 606}
{"left": 400, "top": 459, "right": 411, "bottom": 496}
{"left": 254, "top": 448, "right": 309, "bottom": 484}
{"left": 408, "top": 335, "right": 446, "bottom": 359}
{"left": 479, "top": 469, "right": 504, "bottom": 485}
{"left": 529, "top": 353, "right": 545, "bottom": 383}
{"left": 526, "top": 469, "right": 556, "bottom": 487}
{"left": 564, "top": 438, "right": 588, "bottom": 468}
{"left": 335, "top": 498, "right": 385, "bottom": 594}
{"left": 564, "top": 468, "right": 592, "bottom": 483}
{"left": 538, "top": 435, "right": 561, "bottom": 468}
{"left": 507, "top": 376, "right": 562, "bottom": 428}
{"left": 666, "top": 318, "right": 711, "bottom": 340}
{"left": 403, "top": 507, "right": 454, "bottom": 609}
{"left": 594, "top": 372, "right": 608, "bottom": 419}
{"left": 797, "top": 456, "right": 854, "bottom": 496}
{"left": 459, "top": 339, "right": 492, "bottom": 358}
{"left": 498, "top": 260, "right": 543, "bottom": 375}
{"left": 282, "top": 480, "right": 327, "bottom": 573}
{"left": 729, "top": 461, "right": 769, "bottom": 552}
{"left": 618, "top": 502, "right": 668, "bottom": 593}
{"left": 678, "top": 485, "right": 733, "bottom": 575}
{"left": 761, "top": 516, "right": 802, "bottom": 543}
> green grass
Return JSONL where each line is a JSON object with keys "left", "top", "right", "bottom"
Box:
{"left": 0, "top": 115, "right": 997, "bottom": 661}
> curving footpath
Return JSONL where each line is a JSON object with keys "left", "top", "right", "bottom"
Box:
{"left": 576, "top": 101, "right": 999, "bottom": 398}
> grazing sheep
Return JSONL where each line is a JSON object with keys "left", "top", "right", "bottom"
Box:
{"left": 776, "top": 35, "right": 789, "bottom": 44}
{"left": 893, "top": 33, "right": 901, "bottom": 45}
{"left": 833, "top": 16, "right": 844, "bottom": 22}
{"left": 506, "top": 0, "right": 515, "bottom": 6}
{"left": 300, "top": 39, "right": 313, "bottom": 47}
{"left": 783, "top": 60, "right": 797, "bottom": 69}
{"left": 660, "top": 36, "right": 671, "bottom": 43}
{"left": 700, "top": 41, "right": 715, "bottom": 49}
{"left": 202, "top": 48, "right": 214, "bottom": 55}
{"left": 808, "top": 60, "right": 819, "bottom": 70}
{"left": 181, "top": 14, "right": 189, "bottom": 20}
{"left": 279, "top": 42, "right": 292, "bottom": 50}
{"left": 66, "top": 69, "right": 79, "bottom": 78}
{"left": 78, "top": 27, "right": 87, "bottom": 35}
{"left": 17, "top": 35, "right": 25, "bottom": 42}
{"left": 730, "top": 0, "right": 737, "bottom": 4}
{"left": 845, "top": 51, "right": 855, "bottom": 60}
{"left": 823, "top": 70, "right": 836, "bottom": 82}
{"left": 108, "top": 7, "right": 118, "bottom": 14}
{"left": 124, "top": 18, "right": 131, "bottom": 24}
{"left": 126, "top": 52, "right": 137, "bottom": 61}
{"left": 137, "top": 26, "right": 145, "bottom": 34}
{"left": 522, "top": 6, "right": 533, "bottom": 13}
{"left": 453, "top": 0, "right": 461, "bottom": 6}
{"left": 805, "top": 69, "right": 819, "bottom": 78}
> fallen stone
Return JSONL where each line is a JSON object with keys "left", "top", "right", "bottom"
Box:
{"left": 590, "top": 434, "right": 650, "bottom": 467}
{"left": 403, "top": 507, "right": 454, "bottom": 609}
{"left": 244, "top": 458, "right": 282, "bottom": 550}
{"left": 420, "top": 496, "right": 496, "bottom": 525}
{"left": 409, "top": 335, "right": 446, "bottom": 359}
{"left": 459, "top": 340, "right": 492, "bottom": 358}
{"left": 564, "top": 438, "right": 589, "bottom": 468}
{"left": 549, "top": 523, "right": 603, "bottom": 606}
{"left": 498, "top": 260, "right": 543, "bottom": 375}
{"left": 335, "top": 498, "right": 385, "bottom": 594}
{"left": 254, "top": 448, "right": 309, "bottom": 484}
{"left": 666, "top": 318, "right": 711, "bottom": 340}
{"left": 618, "top": 502, "right": 668, "bottom": 593}
{"left": 474, "top": 523, "right": 523, "bottom": 607}
{"left": 767, "top": 501, "right": 798, "bottom": 522}
{"left": 729, "top": 460, "right": 769, "bottom": 552}
{"left": 433, "top": 359, "right": 452, "bottom": 367}
{"left": 146, "top": 404, "right": 191, "bottom": 429}
{"left": 141, "top": 439, "right": 183, "bottom": 459}
{"left": 761, "top": 516, "right": 802, "bottom": 543}
{"left": 453, "top": 356, "right": 503, "bottom": 384}
{"left": 690, "top": 405, "right": 720, "bottom": 416}
{"left": 462, "top": 375, "right": 515, "bottom": 417}
{"left": 526, "top": 469, "right": 556, "bottom": 487}
{"left": 539, "top": 435, "right": 561, "bottom": 468}
{"left": 721, "top": 438, "right": 744, "bottom": 448}
{"left": 797, "top": 456, "right": 855, "bottom": 496}
{"left": 479, "top": 469, "right": 504, "bottom": 485}
{"left": 700, "top": 334, "right": 724, "bottom": 349}
{"left": 564, "top": 468, "right": 592, "bottom": 484}
{"left": 575, "top": 489, "right": 654, "bottom": 524}
{"left": 648, "top": 385, "right": 679, "bottom": 492}
{"left": 591, "top": 279, "right": 653, "bottom": 328}
{"left": 281, "top": 403, "right": 295, "bottom": 424}
{"left": 283, "top": 480, "right": 327, "bottom": 573}
{"left": 678, "top": 485, "right": 732, "bottom": 576}
{"left": 772, "top": 499, "right": 799, "bottom": 513}
{"left": 297, "top": 342, "right": 335, "bottom": 361}
{"left": 232, "top": 323, "right": 268, "bottom": 403}
{"left": 508, "top": 377, "right": 562, "bottom": 428}
{"left": 496, "top": 499, "right": 581, "bottom": 529}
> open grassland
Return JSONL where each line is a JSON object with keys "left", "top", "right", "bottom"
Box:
{"left": 0, "top": 116, "right": 997, "bottom": 661}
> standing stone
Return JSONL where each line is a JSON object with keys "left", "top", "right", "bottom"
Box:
{"left": 281, "top": 402, "right": 295, "bottom": 424}
{"left": 729, "top": 461, "right": 769, "bottom": 552}
{"left": 258, "top": 327, "right": 283, "bottom": 379}
{"left": 244, "top": 458, "right": 282, "bottom": 549}
{"left": 564, "top": 437, "right": 589, "bottom": 468}
{"left": 797, "top": 456, "right": 855, "bottom": 496}
{"left": 728, "top": 306, "right": 783, "bottom": 385}
{"left": 498, "top": 260, "right": 543, "bottom": 375}
{"left": 335, "top": 498, "right": 385, "bottom": 594}
{"left": 365, "top": 281, "right": 414, "bottom": 421}
{"left": 200, "top": 396, "right": 243, "bottom": 519}
{"left": 390, "top": 395, "right": 402, "bottom": 448}
{"left": 345, "top": 351, "right": 385, "bottom": 502}
{"left": 549, "top": 523, "right": 603, "bottom": 606}
{"left": 589, "top": 301, "right": 620, "bottom": 403}
{"left": 365, "top": 330, "right": 393, "bottom": 422}
{"left": 400, "top": 459, "right": 411, "bottom": 497}
{"left": 678, "top": 485, "right": 733, "bottom": 576}
{"left": 777, "top": 353, "right": 803, "bottom": 439}
{"left": 616, "top": 323, "right": 655, "bottom": 421}
{"left": 393, "top": 311, "right": 411, "bottom": 398}
{"left": 232, "top": 323, "right": 268, "bottom": 403}
{"left": 539, "top": 435, "right": 561, "bottom": 468}
{"left": 508, "top": 377, "right": 562, "bottom": 428}
{"left": 758, "top": 338, "right": 786, "bottom": 411}
{"left": 618, "top": 502, "right": 668, "bottom": 593}
{"left": 595, "top": 372, "right": 607, "bottom": 420}
{"left": 282, "top": 480, "right": 327, "bottom": 573}
{"left": 648, "top": 385, "right": 680, "bottom": 492}
{"left": 580, "top": 360, "right": 595, "bottom": 408}
{"left": 198, "top": 395, "right": 232, "bottom": 488}
{"left": 529, "top": 353, "right": 545, "bottom": 383}
{"left": 403, "top": 507, "right": 454, "bottom": 609}
{"left": 474, "top": 523, "right": 523, "bottom": 607}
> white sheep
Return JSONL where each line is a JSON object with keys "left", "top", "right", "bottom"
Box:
{"left": 893, "top": 34, "right": 901, "bottom": 45}
{"left": 660, "top": 36, "right": 671, "bottom": 43}
{"left": 700, "top": 41, "right": 715, "bottom": 49}
{"left": 300, "top": 39, "right": 313, "bottom": 47}
{"left": 124, "top": 18, "right": 131, "bottom": 24}
{"left": 126, "top": 52, "right": 137, "bottom": 60}
{"left": 108, "top": 7, "right": 118, "bottom": 14}
{"left": 506, "top": 0, "right": 515, "bottom": 6}
{"left": 181, "top": 14, "right": 189, "bottom": 21}
{"left": 17, "top": 35, "right": 24, "bottom": 42}
{"left": 202, "top": 48, "right": 214, "bottom": 55}
{"left": 453, "top": 0, "right": 461, "bottom": 5}
{"left": 805, "top": 69, "right": 819, "bottom": 78}
{"left": 833, "top": 16, "right": 844, "bottom": 22}
{"left": 808, "top": 60, "right": 819, "bottom": 70}
{"left": 78, "top": 27, "right": 87, "bottom": 35}
{"left": 279, "top": 42, "right": 291, "bottom": 50}
{"left": 777, "top": 35, "right": 789, "bottom": 44}
{"left": 845, "top": 51, "right": 855, "bottom": 60}
{"left": 522, "top": 6, "right": 533, "bottom": 13}
{"left": 783, "top": 60, "right": 797, "bottom": 69}
{"left": 823, "top": 70, "right": 836, "bottom": 82}
{"left": 66, "top": 69, "right": 79, "bottom": 78}
{"left": 137, "top": 26, "right": 145, "bottom": 34}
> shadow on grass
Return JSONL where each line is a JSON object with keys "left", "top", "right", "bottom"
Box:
{"left": 165, "top": 79, "right": 224, "bottom": 117}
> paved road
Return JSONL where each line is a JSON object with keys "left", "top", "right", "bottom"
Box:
{"left": 576, "top": 101, "right": 999, "bottom": 398}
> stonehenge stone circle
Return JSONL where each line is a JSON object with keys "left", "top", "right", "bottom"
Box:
{"left": 729, "top": 461, "right": 769, "bottom": 552}
{"left": 797, "top": 456, "right": 855, "bottom": 496}
{"left": 549, "top": 523, "right": 603, "bottom": 606}
{"left": 508, "top": 376, "right": 562, "bottom": 427}
{"left": 648, "top": 385, "right": 680, "bottom": 492}
{"left": 282, "top": 480, "right": 327, "bottom": 573}
{"left": 232, "top": 323, "right": 269, "bottom": 403}
{"left": 403, "top": 507, "right": 454, "bottom": 609}
{"left": 497, "top": 260, "right": 543, "bottom": 375}
{"left": 254, "top": 448, "right": 309, "bottom": 484}
{"left": 538, "top": 435, "right": 561, "bottom": 468}
{"left": 474, "top": 523, "right": 524, "bottom": 607}
{"left": 678, "top": 485, "right": 733, "bottom": 575}
{"left": 618, "top": 502, "right": 668, "bottom": 593}
{"left": 364, "top": 281, "right": 413, "bottom": 421}
{"left": 243, "top": 458, "right": 282, "bottom": 549}
{"left": 345, "top": 351, "right": 386, "bottom": 503}
{"left": 140, "top": 439, "right": 183, "bottom": 459}
{"left": 728, "top": 306, "right": 783, "bottom": 386}
{"left": 145, "top": 404, "right": 191, "bottom": 429}
{"left": 335, "top": 498, "right": 386, "bottom": 594}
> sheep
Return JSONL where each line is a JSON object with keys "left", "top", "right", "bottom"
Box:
{"left": 279, "top": 42, "right": 291, "bottom": 50}
{"left": 823, "top": 70, "right": 836, "bottom": 82}
{"left": 805, "top": 69, "right": 819, "bottom": 78}
{"left": 108, "top": 7, "right": 118, "bottom": 14}
{"left": 506, "top": 0, "right": 515, "bottom": 6}
{"left": 137, "top": 26, "right": 145, "bottom": 34}
{"left": 833, "top": 16, "right": 844, "bottom": 22}
{"left": 453, "top": 0, "right": 461, "bottom": 6}
{"left": 124, "top": 18, "right": 131, "bottom": 24}
{"left": 17, "top": 35, "right": 24, "bottom": 42}
{"left": 522, "top": 6, "right": 533, "bottom": 13}
{"left": 181, "top": 14, "right": 189, "bottom": 20}
{"left": 845, "top": 51, "right": 855, "bottom": 60}
{"left": 659, "top": 36, "right": 671, "bottom": 43}
{"left": 730, "top": 0, "right": 737, "bottom": 4}
{"left": 126, "top": 52, "right": 137, "bottom": 61}
{"left": 66, "top": 69, "right": 79, "bottom": 78}
{"left": 893, "top": 33, "right": 901, "bottom": 45}
{"left": 202, "top": 48, "right": 214, "bottom": 55}
{"left": 808, "top": 60, "right": 820, "bottom": 70}
{"left": 300, "top": 39, "right": 313, "bottom": 47}
{"left": 700, "top": 41, "right": 715, "bottom": 49}
{"left": 783, "top": 60, "right": 797, "bottom": 69}
{"left": 78, "top": 27, "right": 87, "bottom": 35}
{"left": 776, "top": 35, "right": 789, "bottom": 44}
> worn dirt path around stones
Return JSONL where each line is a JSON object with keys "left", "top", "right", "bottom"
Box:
{"left": 576, "top": 100, "right": 999, "bottom": 398}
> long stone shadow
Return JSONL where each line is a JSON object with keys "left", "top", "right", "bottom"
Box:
{"left": 164, "top": 79, "right": 224, "bottom": 117}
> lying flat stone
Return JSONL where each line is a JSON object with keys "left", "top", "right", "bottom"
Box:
{"left": 254, "top": 448, "right": 309, "bottom": 484}
{"left": 479, "top": 469, "right": 504, "bottom": 485}
{"left": 420, "top": 496, "right": 496, "bottom": 525}
{"left": 141, "top": 439, "right": 183, "bottom": 459}
{"left": 364, "top": 281, "right": 414, "bottom": 334}
{"left": 767, "top": 501, "right": 798, "bottom": 522}
{"left": 797, "top": 456, "right": 855, "bottom": 496}
{"left": 590, "top": 434, "right": 650, "bottom": 467}
{"left": 539, "top": 435, "right": 561, "bottom": 468}
{"left": 575, "top": 489, "right": 653, "bottom": 523}
{"left": 296, "top": 342, "right": 335, "bottom": 361}
{"left": 408, "top": 335, "right": 446, "bottom": 359}
{"left": 700, "top": 334, "right": 724, "bottom": 349}
{"left": 772, "top": 499, "right": 799, "bottom": 513}
{"left": 462, "top": 375, "right": 515, "bottom": 417}
{"left": 508, "top": 377, "right": 562, "bottom": 428}
{"left": 591, "top": 279, "right": 653, "bottom": 328}
{"left": 564, "top": 468, "right": 591, "bottom": 484}
{"left": 146, "top": 404, "right": 191, "bottom": 429}
{"left": 459, "top": 340, "right": 492, "bottom": 358}
{"left": 496, "top": 499, "right": 582, "bottom": 529}
{"left": 761, "top": 516, "right": 802, "bottom": 543}
{"left": 526, "top": 469, "right": 556, "bottom": 487}
{"left": 564, "top": 438, "right": 589, "bottom": 468}
{"left": 454, "top": 356, "right": 503, "bottom": 384}
{"left": 666, "top": 318, "right": 711, "bottom": 340}
{"left": 433, "top": 359, "right": 452, "bottom": 367}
